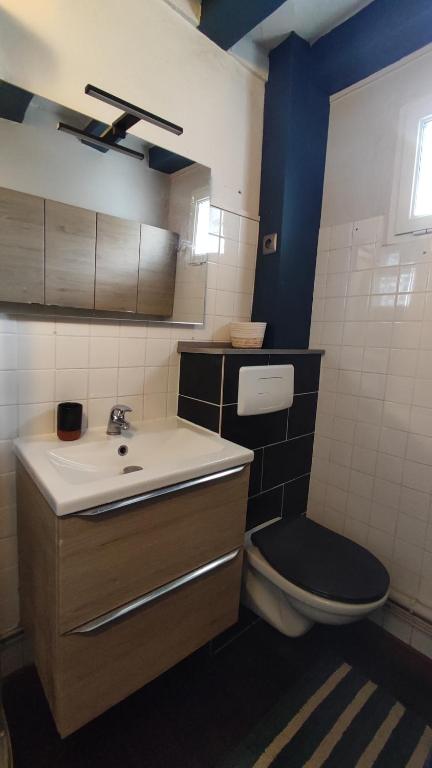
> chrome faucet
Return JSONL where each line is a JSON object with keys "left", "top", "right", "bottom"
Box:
{"left": 107, "top": 404, "right": 132, "bottom": 435}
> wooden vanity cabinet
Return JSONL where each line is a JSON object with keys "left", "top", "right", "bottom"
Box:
{"left": 95, "top": 213, "right": 140, "bottom": 312}
{"left": 17, "top": 462, "right": 249, "bottom": 737}
{"left": 137, "top": 224, "right": 178, "bottom": 316}
{"left": 45, "top": 200, "right": 96, "bottom": 308}
{"left": 0, "top": 187, "right": 44, "bottom": 303}
{"left": 0, "top": 187, "right": 180, "bottom": 318}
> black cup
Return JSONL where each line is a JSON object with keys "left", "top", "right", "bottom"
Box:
{"left": 57, "top": 402, "right": 83, "bottom": 441}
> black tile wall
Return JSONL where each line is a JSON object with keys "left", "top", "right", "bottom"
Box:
{"left": 247, "top": 487, "right": 284, "bottom": 530}
{"left": 261, "top": 434, "right": 314, "bottom": 491}
{"left": 178, "top": 351, "right": 322, "bottom": 532}
{"left": 282, "top": 474, "right": 311, "bottom": 518}
{"left": 177, "top": 395, "right": 220, "bottom": 433}
{"left": 223, "top": 354, "right": 270, "bottom": 404}
{"left": 288, "top": 393, "right": 318, "bottom": 438}
{"left": 179, "top": 353, "right": 223, "bottom": 404}
{"left": 221, "top": 405, "right": 288, "bottom": 450}
{"left": 248, "top": 448, "right": 263, "bottom": 497}
{"left": 270, "top": 354, "right": 321, "bottom": 394}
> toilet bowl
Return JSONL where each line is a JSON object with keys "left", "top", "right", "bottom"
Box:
{"left": 242, "top": 516, "right": 390, "bottom": 637}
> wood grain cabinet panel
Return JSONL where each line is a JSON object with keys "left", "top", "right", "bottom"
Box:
{"left": 17, "top": 462, "right": 58, "bottom": 708}
{"left": 17, "top": 462, "right": 249, "bottom": 736}
{"left": 0, "top": 187, "right": 183, "bottom": 319}
{"left": 138, "top": 224, "right": 178, "bottom": 316}
{"left": 58, "top": 467, "right": 249, "bottom": 632}
{"left": 45, "top": 200, "right": 96, "bottom": 308}
{"left": 57, "top": 555, "right": 242, "bottom": 736}
{"left": 0, "top": 187, "right": 44, "bottom": 303}
{"left": 95, "top": 213, "right": 140, "bottom": 312}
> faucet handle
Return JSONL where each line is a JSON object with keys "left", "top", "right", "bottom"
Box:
{"left": 107, "top": 404, "right": 133, "bottom": 435}
{"left": 112, "top": 404, "right": 133, "bottom": 416}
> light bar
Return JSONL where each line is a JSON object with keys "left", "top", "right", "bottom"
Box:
{"left": 57, "top": 122, "right": 145, "bottom": 160}
{"left": 85, "top": 84, "right": 183, "bottom": 136}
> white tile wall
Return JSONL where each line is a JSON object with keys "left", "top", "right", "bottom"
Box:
{"left": 309, "top": 216, "right": 432, "bottom": 658}
{"left": 0, "top": 205, "right": 259, "bottom": 638}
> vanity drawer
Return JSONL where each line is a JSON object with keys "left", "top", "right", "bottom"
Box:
{"left": 54, "top": 551, "right": 242, "bottom": 736}
{"left": 58, "top": 466, "right": 249, "bottom": 632}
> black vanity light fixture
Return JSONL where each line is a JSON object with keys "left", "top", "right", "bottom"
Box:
{"left": 57, "top": 84, "right": 183, "bottom": 161}
{"left": 57, "top": 121, "right": 146, "bottom": 160}
{"left": 84, "top": 85, "right": 183, "bottom": 136}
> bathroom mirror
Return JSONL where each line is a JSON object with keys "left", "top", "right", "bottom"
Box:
{"left": 0, "top": 80, "right": 210, "bottom": 324}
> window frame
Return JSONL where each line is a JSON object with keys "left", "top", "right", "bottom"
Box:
{"left": 389, "top": 95, "right": 432, "bottom": 240}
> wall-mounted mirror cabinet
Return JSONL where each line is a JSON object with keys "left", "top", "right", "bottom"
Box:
{"left": 0, "top": 80, "right": 211, "bottom": 324}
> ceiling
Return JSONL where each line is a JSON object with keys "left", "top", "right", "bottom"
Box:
{"left": 242, "top": 0, "right": 374, "bottom": 51}
{"left": 226, "top": 0, "right": 374, "bottom": 78}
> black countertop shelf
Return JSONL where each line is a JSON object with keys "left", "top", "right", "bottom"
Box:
{"left": 177, "top": 342, "right": 325, "bottom": 356}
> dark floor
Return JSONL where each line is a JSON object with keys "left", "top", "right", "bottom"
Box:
{"left": 3, "top": 617, "right": 432, "bottom": 768}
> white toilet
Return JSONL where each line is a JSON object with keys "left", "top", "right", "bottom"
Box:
{"left": 242, "top": 516, "right": 390, "bottom": 637}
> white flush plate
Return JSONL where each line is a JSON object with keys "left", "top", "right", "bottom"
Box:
{"left": 237, "top": 364, "right": 294, "bottom": 416}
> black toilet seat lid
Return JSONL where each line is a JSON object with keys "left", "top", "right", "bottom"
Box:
{"left": 251, "top": 517, "right": 390, "bottom": 605}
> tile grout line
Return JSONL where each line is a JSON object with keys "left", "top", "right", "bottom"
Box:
{"left": 219, "top": 355, "right": 225, "bottom": 435}
{"left": 179, "top": 393, "right": 221, "bottom": 408}
{"left": 259, "top": 447, "right": 264, "bottom": 495}
{"left": 248, "top": 472, "right": 312, "bottom": 501}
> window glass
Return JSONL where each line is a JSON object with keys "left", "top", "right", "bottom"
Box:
{"left": 193, "top": 197, "right": 210, "bottom": 257}
{"left": 413, "top": 116, "right": 432, "bottom": 218}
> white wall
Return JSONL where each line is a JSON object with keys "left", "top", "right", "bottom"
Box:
{"left": 309, "top": 46, "right": 432, "bottom": 658}
{"left": 0, "top": 0, "right": 264, "bottom": 219}
{"left": 0, "top": 0, "right": 262, "bottom": 640}
{"left": 321, "top": 44, "right": 432, "bottom": 226}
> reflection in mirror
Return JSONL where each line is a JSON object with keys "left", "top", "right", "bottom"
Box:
{"left": 0, "top": 80, "right": 210, "bottom": 324}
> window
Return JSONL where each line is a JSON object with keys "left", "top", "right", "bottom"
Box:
{"left": 177, "top": 190, "right": 210, "bottom": 267}
{"left": 412, "top": 116, "right": 432, "bottom": 218}
{"left": 192, "top": 196, "right": 210, "bottom": 259}
{"left": 390, "top": 96, "right": 432, "bottom": 237}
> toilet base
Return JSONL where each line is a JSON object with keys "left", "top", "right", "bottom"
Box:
{"left": 242, "top": 565, "right": 313, "bottom": 637}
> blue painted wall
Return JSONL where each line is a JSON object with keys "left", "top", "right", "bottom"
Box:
{"left": 148, "top": 146, "right": 194, "bottom": 174}
{"left": 199, "top": 0, "right": 286, "bottom": 51}
{"left": 253, "top": 0, "right": 432, "bottom": 348}
{"left": 252, "top": 34, "right": 329, "bottom": 348}
{"left": 313, "top": 0, "right": 432, "bottom": 95}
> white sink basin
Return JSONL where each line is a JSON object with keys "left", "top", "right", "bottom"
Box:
{"left": 14, "top": 417, "right": 253, "bottom": 516}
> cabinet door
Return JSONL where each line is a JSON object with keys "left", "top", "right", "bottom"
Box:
{"left": 137, "top": 224, "right": 178, "bottom": 316}
{"left": 45, "top": 200, "right": 96, "bottom": 308}
{"left": 95, "top": 213, "right": 140, "bottom": 312}
{"left": 57, "top": 466, "right": 249, "bottom": 632}
{"left": 0, "top": 187, "right": 44, "bottom": 303}
{"left": 57, "top": 554, "right": 242, "bottom": 736}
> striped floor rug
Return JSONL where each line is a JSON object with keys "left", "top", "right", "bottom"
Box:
{"left": 218, "top": 656, "right": 432, "bottom": 768}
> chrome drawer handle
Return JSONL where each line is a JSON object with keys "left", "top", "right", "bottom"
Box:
{"left": 74, "top": 465, "right": 246, "bottom": 518}
{"left": 67, "top": 548, "right": 240, "bottom": 635}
